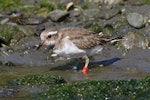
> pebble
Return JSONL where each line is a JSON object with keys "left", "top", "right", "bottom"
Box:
{"left": 127, "top": 13, "right": 145, "bottom": 28}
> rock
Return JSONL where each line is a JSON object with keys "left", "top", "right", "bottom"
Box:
{"left": 83, "top": 8, "right": 99, "bottom": 19}
{"left": 47, "top": 10, "right": 69, "bottom": 22}
{"left": 99, "top": 6, "right": 120, "bottom": 19}
{"left": 126, "top": 5, "right": 150, "bottom": 15}
{"left": 122, "top": 0, "right": 145, "bottom": 6}
{"left": 0, "top": 36, "right": 55, "bottom": 66}
{"left": 19, "top": 0, "right": 38, "bottom": 5}
{"left": 70, "top": 9, "right": 81, "bottom": 17}
{"left": 66, "top": 2, "right": 74, "bottom": 11}
{"left": 0, "top": 37, "right": 7, "bottom": 47}
{"left": 121, "top": 32, "right": 149, "bottom": 49}
{"left": 0, "top": 18, "right": 9, "bottom": 24}
{"left": 34, "top": 24, "right": 45, "bottom": 36}
{"left": 127, "top": 13, "right": 146, "bottom": 28}
{"left": 57, "top": 0, "right": 84, "bottom": 6}
{"left": 57, "top": 0, "right": 72, "bottom": 6}
{"left": 0, "top": 88, "right": 15, "bottom": 97}
{"left": 6, "top": 8, "right": 20, "bottom": 15}
{"left": 101, "top": 0, "right": 122, "bottom": 6}
{"left": 9, "top": 13, "right": 46, "bottom": 25}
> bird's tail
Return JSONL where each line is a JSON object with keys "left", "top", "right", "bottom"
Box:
{"left": 110, "top": 36, "right": 123, "bottom": 44}
{"left": 100, "top": 36, "right": 123, "bottom": 44}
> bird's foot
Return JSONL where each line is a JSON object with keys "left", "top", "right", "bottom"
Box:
{"left": 82, "top": 66, "right": 88, "bottom": 74}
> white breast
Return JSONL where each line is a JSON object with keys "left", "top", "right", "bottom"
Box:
{"left": 53, "top": 37, "right": 86, "bottom": 58}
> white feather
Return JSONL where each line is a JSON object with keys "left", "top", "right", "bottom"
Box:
{"left": 47, "top": 31, "right": 58, "bottom": 35}
{"left": 54, "top": 36, "right": 86, "bottom": 58}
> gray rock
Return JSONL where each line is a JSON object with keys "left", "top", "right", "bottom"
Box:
{"left": 99, "top": 7, "right": 120, "bottom": 19}
{"left": 121, "top": 32, "right": 149, "bottom": 49}
{"left": 100, "top": 0, "right": 122, "bottom": 6}
{"left": 47, "top": 10, "right": 69, "bottom": 22}
{"left": 0, "top": 36, "right": 56, "bottom": 66}
{"left": 83, "top": 8, "right": 100, "bottom": 19}
{"left": 0, "top": 88, "right": 15, "bottom": 97}
{"left": 34, "top": 24, "right": 45, "bottom": 36}
{"left": 127, "top": 13, "right": 145, "bottom": 28}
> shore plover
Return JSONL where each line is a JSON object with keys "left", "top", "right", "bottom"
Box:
{"left": 37, "top": 27, "right": 122, "bottom": 74}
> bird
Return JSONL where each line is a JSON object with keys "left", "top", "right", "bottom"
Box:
{"left": 36, "top": 27, "right": 122, "bottom": 74}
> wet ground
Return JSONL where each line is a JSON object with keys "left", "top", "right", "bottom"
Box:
{"left": 0, "top": 46, "right": 150, "bottom": 99}
{"left": 0, "top": 46, "right": 150, "bottom": 81}
{"left": 0, "top": 0, "right": 150, "bottom": 99}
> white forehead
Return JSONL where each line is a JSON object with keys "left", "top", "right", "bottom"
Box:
{"left": 47, "top": 31, "right": 58, "bottom": 35}
{"left": 40, "top": 30, "right": 58, "bottom": 40}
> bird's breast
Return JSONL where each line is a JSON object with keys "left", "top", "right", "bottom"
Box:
{"left": 53, "top": 40, "right": 86, "bottom": 58}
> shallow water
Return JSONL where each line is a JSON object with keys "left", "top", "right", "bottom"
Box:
{"left": 0, "top": 62, "right": 149, "bottom": 99}
{"left": 0, "top": 48, "right": 150, "bottom": 80}
{"left": 0, "top": 48, "right": 150, "bottom": 99}
{"left": 0, "top": 62, "right": 149, "bottom": 84}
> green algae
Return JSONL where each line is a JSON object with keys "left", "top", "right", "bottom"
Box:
{"left": 0, "top": 0, "right": 62, "bottom": 15}
{"left": 112, "top": 18, "right": 128, "bottom": 30}
{"left": 82, "top": 2, "right": 91, "bottom": 9}
{"left": 0, "top": 24, "right": 25, "bottom": 45}
{"left": 0, "top": 0, "right": 20, "bottom": 12}
{"left": 12, "top": 74, "right": 150, "bottom": 100}
{"left": 88, "top": 23, "right": 102, "bottom": 33}
{"left": 13, "top": 74, "right": 66, "bottom": 86}
{"left": 144, "top": 0, "right": 150, "bottom": 4}
{"left": 37, "top": 76, "right": 150, "bottom": 100}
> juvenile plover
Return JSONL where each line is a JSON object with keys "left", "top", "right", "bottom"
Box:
{"left": 37, "top": 27, "right": 122, "bottom": 74}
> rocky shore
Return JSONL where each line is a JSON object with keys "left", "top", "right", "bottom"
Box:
{"left": 0, "top": 0, "right": 150, "bottom": 99}
{"left": 0, "top": 0, "right": 150, "bottom": 67}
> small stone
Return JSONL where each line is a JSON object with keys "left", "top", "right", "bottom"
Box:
{"left": 127, "top": 13, "right": 145, "bottom": 28}
{"left": 66, "top": 2, "right": 74, "bottom": 11}
{"left": 47, "top": 10, "right": 69, "bottom": 22}
{"left": 51, "top": 54, "right": 57, "bottom": 57}
{"left": 99, "top": 64, "right": 104, "bottom": 67}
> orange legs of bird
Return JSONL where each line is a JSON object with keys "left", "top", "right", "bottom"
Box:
{"left": 82, "top": 56, "right": 89, "bottom": 74}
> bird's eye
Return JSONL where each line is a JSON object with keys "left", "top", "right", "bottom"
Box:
{"left": 48, "top": 35, "right": 51, "bottom": 38}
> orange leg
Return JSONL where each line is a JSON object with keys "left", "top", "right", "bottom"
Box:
{"left": 82, "top": 56, "right": 89, "bottom": 74}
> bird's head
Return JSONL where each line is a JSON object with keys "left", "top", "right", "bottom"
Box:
{"left": 36, "top": 29, "right": 58, "bottom": 50}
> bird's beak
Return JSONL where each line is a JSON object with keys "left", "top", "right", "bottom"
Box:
{"left": 36, "top": 41, "right": 45, "bottom": 50}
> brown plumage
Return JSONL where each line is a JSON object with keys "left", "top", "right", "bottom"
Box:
{"left": 37, "top": 27, "right": 122, "bottom": 74}
{"left": 55, "top": 27, "right": 121, "bottom": 49}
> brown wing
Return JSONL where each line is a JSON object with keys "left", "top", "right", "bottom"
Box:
{"left": 57, "top": 27, "right": 102, "bottom": 49}
{"left": 57, "top": 27, "right": 121, "bottom": 49}
{"left": 72, "top": 35, "right": 123, "bottom": 49}
{"left": 55, "top": 27, "right": 98, "bottom": 49}
{"left": 72, "top": 34, "right": 104, "bottom": 49}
